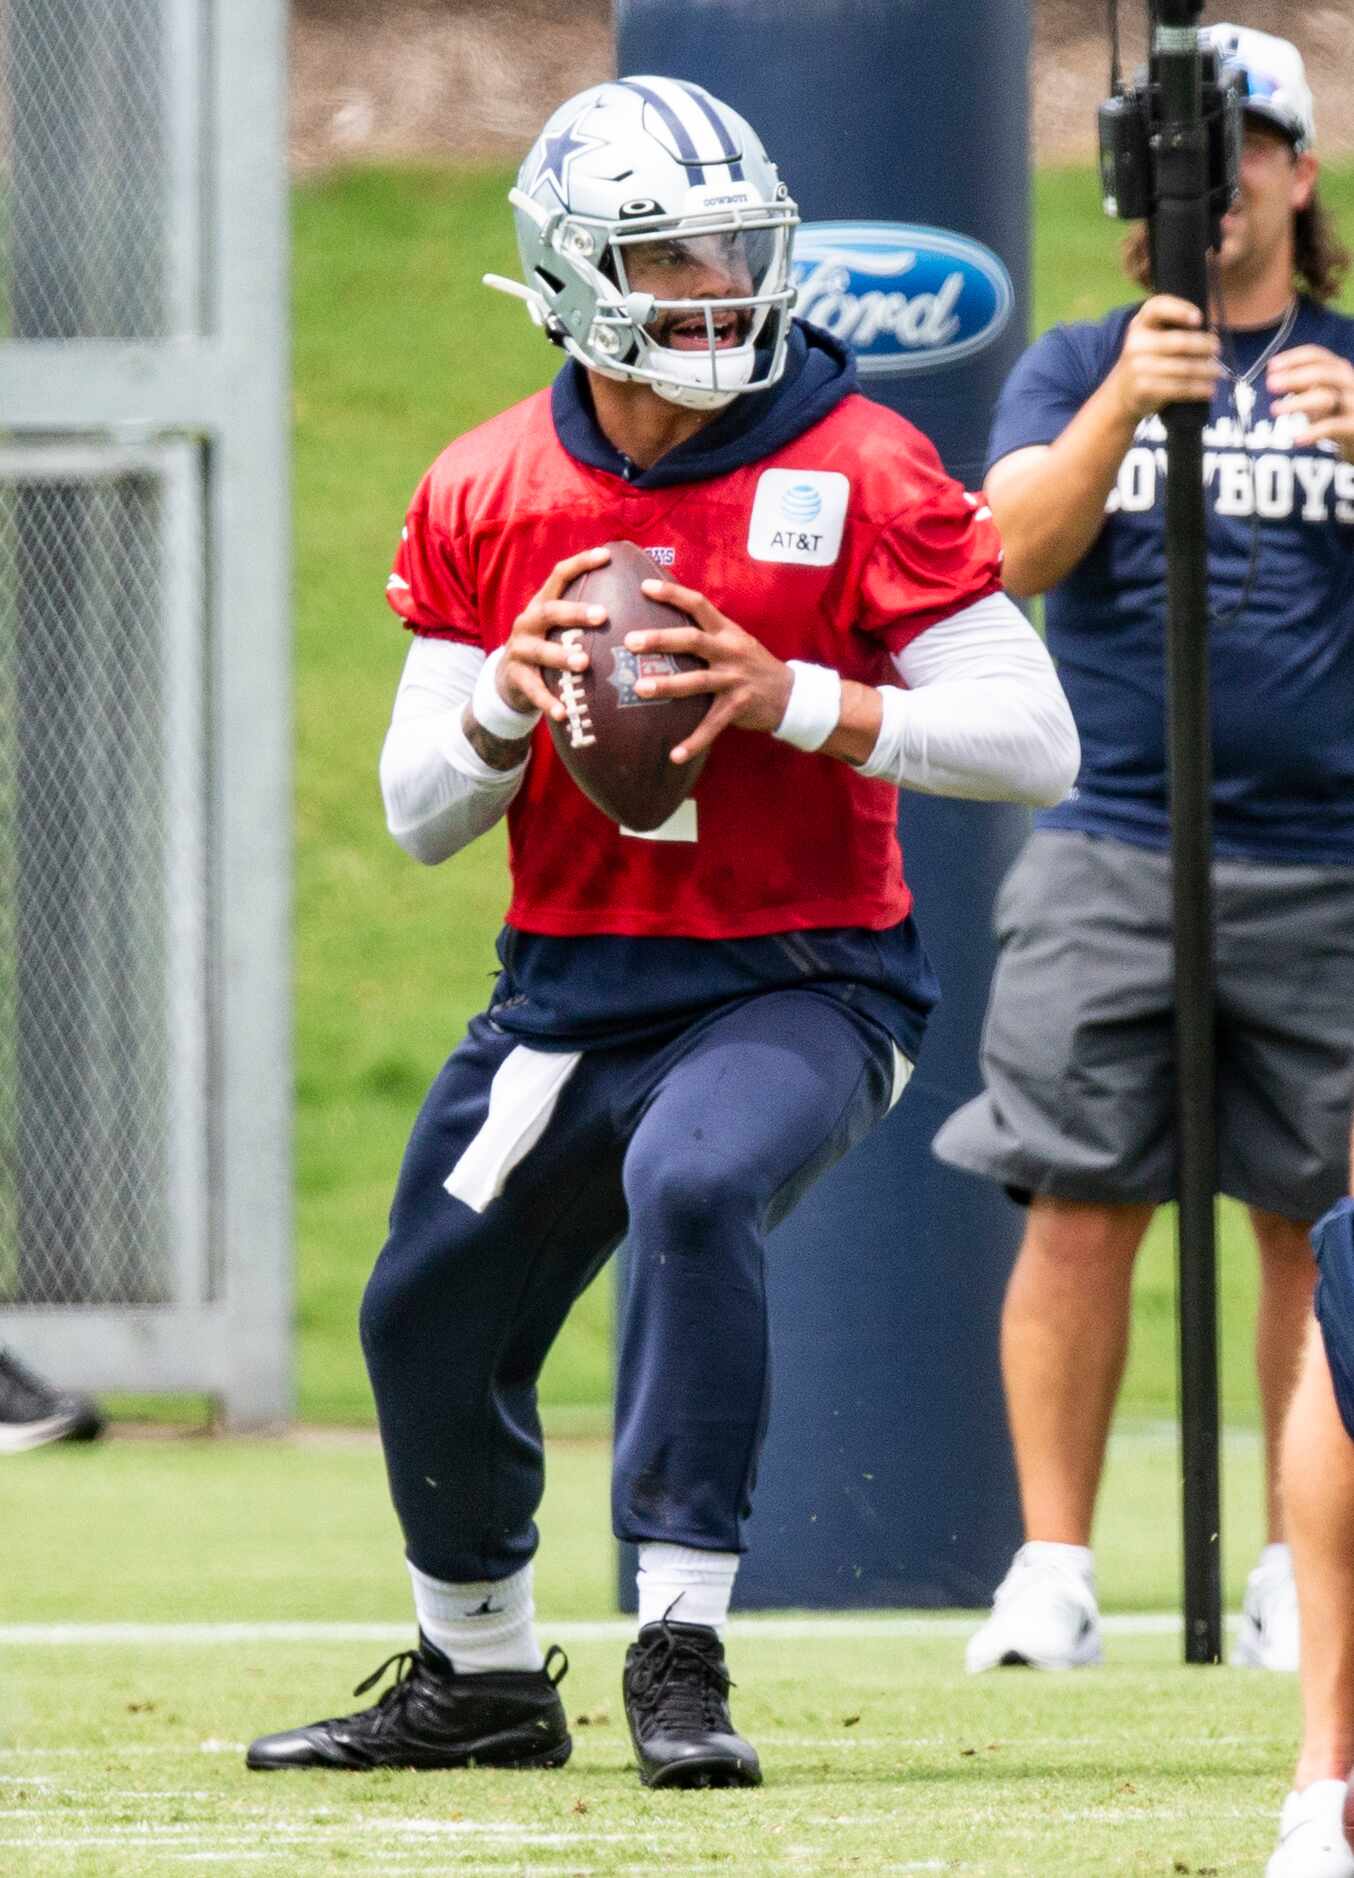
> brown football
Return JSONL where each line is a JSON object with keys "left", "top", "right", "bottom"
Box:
{"left": 545, "top": 540, "right": 709, "bottom": 832}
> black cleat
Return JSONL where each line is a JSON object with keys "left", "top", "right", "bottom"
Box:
{"left": 0, "top": 1348, "right": 104, "bottom": 1454}
{"left": 246, "top": 1636, "right": 571, "bottom": 1771}
{"left": 623, "top": 1619, "right": 762, "bottom": 1789}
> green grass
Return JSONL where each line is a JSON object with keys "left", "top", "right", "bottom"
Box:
{"left": 1, "top": 1634, "right": 1296, "bottom": 1876}
{"left": 0, "top": 1423, "right": 1268, "bottom": 1627}
{"left": 287, "top": 158, "right": 1354, "bottom": 1429}
{"left": 11, "top": 155, "right": 1344, "bottom": 1878}
{"left": 0, "top": 1429, "right": 1288, "bottom": 1875}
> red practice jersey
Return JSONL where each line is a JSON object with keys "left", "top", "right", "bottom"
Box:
{"left": 386, "top": 386, "right": 1002, "bottom": 939}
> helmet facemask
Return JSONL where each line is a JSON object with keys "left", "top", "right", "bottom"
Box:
{"left": 603, "top": 209, "right": 797, "bottom": 408}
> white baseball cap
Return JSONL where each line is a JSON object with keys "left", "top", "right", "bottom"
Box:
{"left": 1202, "top": 23, "right": 1316, "bottom": 152}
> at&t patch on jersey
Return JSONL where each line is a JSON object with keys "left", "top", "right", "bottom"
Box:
{"left": 747, "top": 469, "right": 849, "bottom": 565}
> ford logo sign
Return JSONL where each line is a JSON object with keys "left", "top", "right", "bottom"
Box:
{"left": 791, "top": 221, "right": 1014, "bottom": 377}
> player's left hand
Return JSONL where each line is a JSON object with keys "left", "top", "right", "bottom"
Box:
{"left": 1268, "top": 345, "right": 1354, "bottom": 461}
{"left": 626, "top": 577, "right": 793, "bottom": 765}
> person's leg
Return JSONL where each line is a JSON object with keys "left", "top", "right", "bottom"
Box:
{"left": 613, "top": 990, "right": 894, "bottom": 1559}
{"left": 1252, "top": 1206, "right": 1319, "bottom": 1542}
{"left": 1266, "top": 1301, "right": 1354, "bottom": 1878}
{"left": 611, "top": 990, "right": 896, "bottom": 1788}
{"left": 1231, "top": 1205, "right": 1315, "bottom": 1672}
{"left": 963, "top": 1198, "right": 1152, "bottom": 1673}
{"left": 1002, "top": 1197, "right": 1155, "bottom": 1546}
{"left": 359, "top": 1024, "right": 627, "bottom": 1593}
{"left": 1287, "top": 1319, "right": 1354, "bottom": 1788}
{"left": 1212, "top": 858, "right": 1354, "bottom": 1678}
{"left": 931, "top": 834, "right": 1177, "bottom": 1669}
{"left": 248, "top": 1020, "right": 629, "bottom": 1773}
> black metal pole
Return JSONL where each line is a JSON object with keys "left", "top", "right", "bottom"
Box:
{"left": 1149, "top": 0, "right": 1223, "bottom": 1665}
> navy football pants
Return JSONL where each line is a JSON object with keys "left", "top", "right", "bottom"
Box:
{"left": 1314, "top": 1196, "right": 1354, "bottom": 1445}
{"left": 359, "top": 989, "right": 896, "bottom": 1583}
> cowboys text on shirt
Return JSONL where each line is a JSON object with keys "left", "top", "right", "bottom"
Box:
{"left": 1106, "top": 411, "right": 1354, "bottom": 521}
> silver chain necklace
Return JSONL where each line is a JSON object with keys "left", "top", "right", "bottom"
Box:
{"left": 1221, "top": 297, "right": 1298, "bottom": 428}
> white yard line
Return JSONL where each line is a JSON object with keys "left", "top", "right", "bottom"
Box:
{"left": 0, "top": 1612, "right": 1233, "bottom": 1646}
{"left": 0, "top": 1859, "right": 622, "bottom": 1875}
{"left": 0, "top": 1824, "right": 638, "bottom": 1843}
{"left": 0, "top": 1731, "right": 1266, "bottom": 1762}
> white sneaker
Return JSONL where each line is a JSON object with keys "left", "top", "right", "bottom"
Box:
{"left": 965, "top": 1542, "right": 1103, "bottom": 1673}
{"left": 1235, "top": 1544, "right": 1300, "bottom": 1671}
{"left": 1267, "top": 1780, "right": 1354, "bottom": 1878}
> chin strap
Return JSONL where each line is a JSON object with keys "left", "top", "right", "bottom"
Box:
{"left": 650, "top": 376, "right": 742, "bottom": 412}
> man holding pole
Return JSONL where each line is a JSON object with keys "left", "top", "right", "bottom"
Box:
{"left": 934, "top": 24, "right": 1354, "bottom": 1674}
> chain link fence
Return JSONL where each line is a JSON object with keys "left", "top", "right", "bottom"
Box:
{"left": 0, "top": 446, "right": 209, "bottom": 1310}
{"left": 0, "top": 0, "right": 293, "bottom": 1420}
{"left": 0, "top": 0, "right": 215, "bottom": 1328}
{"left": 0, "top": 0, "right": 179, "bottom": 340}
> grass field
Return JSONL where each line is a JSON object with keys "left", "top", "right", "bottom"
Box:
{"left": 3, "top": 1427, "right": 1290, "bottom": 1875}
{"left": 18, "top": 159, "right": 1353, "bottom": 1875}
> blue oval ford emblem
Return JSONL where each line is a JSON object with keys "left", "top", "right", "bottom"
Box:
{"left": 791, "top": 221, "right": 1013, "bottom": 377}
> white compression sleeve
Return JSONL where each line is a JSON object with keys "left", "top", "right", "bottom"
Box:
{"left": 379, "top": 636, "right": 531, "bottom": 865}
{"left": 858, "top": 592, "right": 1080, "bottom": 805}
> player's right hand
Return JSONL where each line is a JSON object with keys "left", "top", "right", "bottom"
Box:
{"left": 1110, "top": 295, "right": 1222, "bottom": 420}
{"left": 495, "top": 547, "right": 611, "bottom": 722}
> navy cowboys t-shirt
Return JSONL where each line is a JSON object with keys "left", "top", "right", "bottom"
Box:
{"left": 988, "top": 296, "right": 1354, "bottom": 863}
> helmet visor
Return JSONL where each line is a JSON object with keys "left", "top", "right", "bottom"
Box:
{"left": 610, "top": 210, "right": 793, "bottom": 359}
{"left": 613, "top": 226, "right": 781, "bottom": 302}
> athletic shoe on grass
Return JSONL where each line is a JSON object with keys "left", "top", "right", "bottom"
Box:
{"left": 0, "top": 1347, "right": 104, "bottom": 1454}
{"left": 1234, "top": 1543, "right": 1300, "bottom": 1671}
{"left": 623, "top": 1618, "right": 761, "bottom": 1788}
{"left": 1267, "top": 1779, "right": 1354, "bottom": 1878}
{"left": 965, "top": 1541, "right": 1103, "bottom": 1672}
{"left": 246, "top": 1635, "right": 571, "bottom": 1770}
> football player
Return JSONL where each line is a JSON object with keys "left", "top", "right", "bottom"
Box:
{"left": 246, "top": 76, "right": 1078, "bottom": 1789}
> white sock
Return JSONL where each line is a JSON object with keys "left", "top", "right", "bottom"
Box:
{"left": 1022, "top": 1540, "right": 1095, "bottom": 1579}
{"left": 407, "top": 1560, "right": 543, "bottom": 1673}
{"left": 1259, "top": 1542, "right": 1292, "bottom": 1572}
{"left": 636, "top": 1542, "right": 739, "bottom": 1635}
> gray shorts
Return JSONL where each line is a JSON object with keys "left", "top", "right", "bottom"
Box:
{"left": 932, "top": 830, "right": 1354, "bottom": 1221}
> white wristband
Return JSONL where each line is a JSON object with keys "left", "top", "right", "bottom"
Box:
{"left": 772, "top": 660, "right": 842, "bottom": 752}
{"left": 472, "top": 646, "right": 542, "bottom": 742}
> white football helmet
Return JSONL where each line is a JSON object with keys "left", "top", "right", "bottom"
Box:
{"left": 484, "top": 76, "right": 800, "bottom": 411}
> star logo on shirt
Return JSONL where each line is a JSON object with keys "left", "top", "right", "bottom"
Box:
{"left": 529, "top": 113, "right": 605, "bottom": 208}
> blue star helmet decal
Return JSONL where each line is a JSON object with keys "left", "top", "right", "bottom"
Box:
{"left": 529, "top": 112, "right": 605, "bottom": 208}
